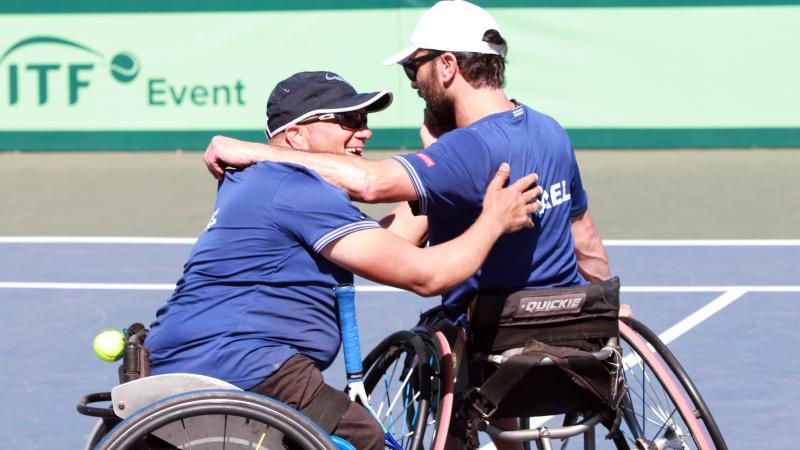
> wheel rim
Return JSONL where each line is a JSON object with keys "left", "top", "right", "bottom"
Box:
{"left": 364, "top": 337, "right": 431, "bottom": 450}
{"left": 618, "top": 322, "right": 713, "bottom": 450}
{"left": 99, "top": 392, "right": 334, "bottom": 450}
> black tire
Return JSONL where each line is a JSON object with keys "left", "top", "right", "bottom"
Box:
{"left": 84, "top": 418, "right": 116, "bottom": 450}
{"left": 616, "top": 317, "right": 728, "bottom": 450}
{"left": 362, "top": 330, "right": 432, "bottom": 450}
{"left": 94, "top": 389, "right": 337, "bottom": 450}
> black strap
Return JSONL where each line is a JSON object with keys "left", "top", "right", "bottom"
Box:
{"left": 521, "top": 340, "right": 610, "bottom": 400}
{"left": 472, "top": 353, "right": 547, "bottom": 417}
{"left": 299, "top": 383, "right": 350, "bottom": 434}
{"left": 463, "top": 354, "right": 549, "bottom": 450}
{"left": 468, "top": 341, "right": 612, "bottom": 421}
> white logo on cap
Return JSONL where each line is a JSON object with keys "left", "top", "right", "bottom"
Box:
{"left": 325, "top": 73, "right": 345, "bottom": 82}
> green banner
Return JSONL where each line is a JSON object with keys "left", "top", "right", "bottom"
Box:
{"left": 1, "top": 3, "right": 798, "bottom": 149}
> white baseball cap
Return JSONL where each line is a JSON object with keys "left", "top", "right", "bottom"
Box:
{"left": 383, "top": 0, "right": 505, "bottom": 66}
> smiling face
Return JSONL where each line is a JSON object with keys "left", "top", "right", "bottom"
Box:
{"left": 302, "top": 119, "right": 373, "bottom": 157}
{"left": 275, "top": 110, "right": 373, "bottom": 157}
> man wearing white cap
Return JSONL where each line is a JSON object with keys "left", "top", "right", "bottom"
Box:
{"left": 204, "top": 3, "right": 610, "bottom": 444}
{"left": 205, "top": 0, "right": 609, "bottom": 311}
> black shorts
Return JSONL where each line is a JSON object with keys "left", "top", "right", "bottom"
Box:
{"left": 248, "top": 354, "right": 384, "bottom": 450}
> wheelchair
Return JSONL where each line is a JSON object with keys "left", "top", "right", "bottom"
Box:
{"left": 77, "top": 325, "right": 343, "bottom": 450}
{"left": 77, "top": 323, "right": 436, "bottom": 450}
{"left": 363, "top": 278, "right": 729, "bottom": 450}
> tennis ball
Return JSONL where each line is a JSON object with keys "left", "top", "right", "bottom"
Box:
{"left": 93, "top": 328, "right": 126, "bottom": 362}
{"left": 109, "top": 52, "right": 140, "bottom": 83}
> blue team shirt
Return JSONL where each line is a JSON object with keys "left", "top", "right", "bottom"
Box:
{"left": 146, "top": 162, "right": 379, "bottom": 389}
{"left": 394, "top": 103, "right": 588, "bottom": 320}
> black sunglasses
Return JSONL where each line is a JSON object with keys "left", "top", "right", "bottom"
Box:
{"left": 402, "top": 51, "right": 444, "bottom": 82}
{"left": 298, "top": 111, "right": 368, "bottom": 130}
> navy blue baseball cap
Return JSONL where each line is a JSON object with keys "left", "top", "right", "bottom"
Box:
{"left": 265, "top": 71, "right": 393, "bottom": 138}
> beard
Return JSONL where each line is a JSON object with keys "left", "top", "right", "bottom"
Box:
{"left": 424, "top": 94, "right": 456, "bottom": 136}
{"left": 417, "top": 68, "right": 456, "bottom": 135}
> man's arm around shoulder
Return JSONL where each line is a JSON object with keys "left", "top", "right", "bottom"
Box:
{"left": 205, "top": 136, "right": 416, "bottom": 203}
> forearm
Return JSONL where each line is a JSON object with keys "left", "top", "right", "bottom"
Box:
{"left": 571, "top": 209, "right": 611, "bottom": 283}
{"left": 379, "top": 203, "right": 428, "bottom": 246}
{"left": 207, "top": 137, "right": 416, "bottom": 202}
{"left": 234, "top": 141, "right": 378, "bottom": 199}
{"left": 325, "top": 214, "right": 504, "bottom": 297}
{"left": 408, "top": 213, "right": 505, "bottom": 296}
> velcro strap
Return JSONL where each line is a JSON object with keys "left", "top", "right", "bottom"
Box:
{"left": 472, "top": 353, "right": 547, "bottom": 417}
{"left": 300, "top": 383, "right": 350, "bottom": 434}
{"left": 472, "top": 341, "right": 613, "bottom": 418}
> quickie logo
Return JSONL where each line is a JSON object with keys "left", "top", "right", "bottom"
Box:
{"left": 514, "top": 293, "right": 586, "bottom": 318}
{"left": 1, "top": 35, "right": 140, "bottom": 105}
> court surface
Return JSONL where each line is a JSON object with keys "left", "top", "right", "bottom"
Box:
{"left": 0, "top": 238, "right": 797, "bottom": 449}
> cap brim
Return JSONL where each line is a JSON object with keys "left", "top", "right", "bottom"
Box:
{"left": 267, "top": 91, "right": 393, "bottom": 137}
{"left": 383, "top": 45, "right": 419, "bottom": 66}
{"left": 325, "top": 90, "right": 393, "bottom": 114}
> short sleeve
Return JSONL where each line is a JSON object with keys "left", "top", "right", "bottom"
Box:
{"left": 272, "top": 168, "right": 380, "bottom": 252}
{"left": 566, "top": 135, "right": 589, "bottom": 217}
{"left": 393, "top": 130, "right": 490, "bottom": 216}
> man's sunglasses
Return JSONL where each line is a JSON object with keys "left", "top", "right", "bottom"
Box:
{"left": 402, "top": 51, "right": 444, "bottom": 82}
{"left": 298, "top": 111, "right": 368, "bottom": 130}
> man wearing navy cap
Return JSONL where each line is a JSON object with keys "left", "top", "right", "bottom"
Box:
{"left": 146, "top": 71, "right": 542, "bottom": 449}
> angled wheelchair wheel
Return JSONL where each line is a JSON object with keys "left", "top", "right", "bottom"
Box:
{"left": 84, "top": 418, "right": 115, "bottom": 450}
{"left": 413, "top": 326, "right": 454, "bottom": 450}
{"left": 94, "top": 389, "right": 337, "bottom": 450}
{"left": 616, "top": 317, "right": 728, "bottom": 450}
{"left": 362, "top": 330, "right": 432, "bottom": 450}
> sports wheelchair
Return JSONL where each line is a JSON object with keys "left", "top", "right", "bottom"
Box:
{"left": 77, "top": 286, "right": 437, "bottom": 450}
{"left": 77, "top": 322, "right": 343, "bottom": 450}
{"left": 369, "top": 277, "right": 729, "bottom": 450}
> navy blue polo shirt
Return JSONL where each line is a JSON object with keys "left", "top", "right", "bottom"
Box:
{"left": 147, "top": 161, "right": 379, "bottom": 389}
{"left": 394, "top": 103, "right": 588, "bottom": 320}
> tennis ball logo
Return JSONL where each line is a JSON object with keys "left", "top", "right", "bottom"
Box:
{"left": 110, "top": 52, "right": 140, "bottom": 83}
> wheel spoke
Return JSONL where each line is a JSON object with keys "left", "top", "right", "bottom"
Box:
{"left": 616, "top": 319, "right": 725, "bottom": 450}
{"left": 254, "top": 430, "right": 266, "bottom": 449}
{"left": 222, "top": 414, "right": 228, "bottom": 450}
{"left": 181, "top": 418, "right": 193, "bottom": 450}
{"left": 362, "top": 331, "right": 437, "bottom": 450}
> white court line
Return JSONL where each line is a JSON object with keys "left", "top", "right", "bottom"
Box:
{"left": 603, "top": 239, "right": 800, "bottom": 246}
{"left": 657, "top": 288, "right": 747, "bottom": 345}
{"left": 0, "top": 236, "right": 196, "bottom": 244}
{"left": 1, "top": 282, "right": 799, "bottom": 292}
{"left": 0, "top": 282, "right": 177, "bottom": 290}
{"left": 621, "top": 285, "right": 800, "bottom": 293}
{"left": 2, "top": 236, "right": 800, "bottom": 246}
{"left": 479, "top": 288, "right": 749, "bottom": 450}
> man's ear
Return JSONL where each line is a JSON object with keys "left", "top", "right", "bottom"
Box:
{"left": 439, "top": 52, "right": 459, "bottom": 85}
{"left": 284, "top": 125, "right": 309, "bottom": 150}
